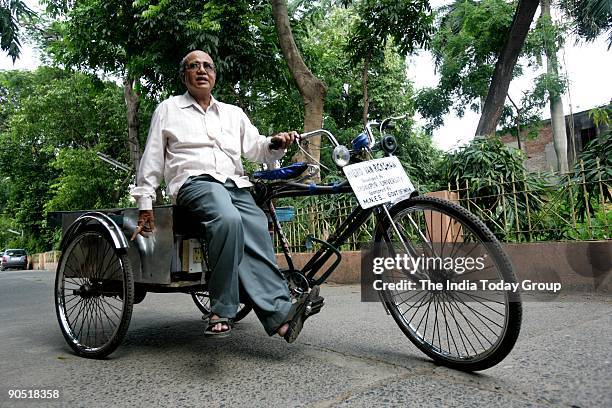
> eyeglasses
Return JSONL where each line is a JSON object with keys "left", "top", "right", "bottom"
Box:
{"left": 185, "top": 61, "right": 216, "bottom": 74}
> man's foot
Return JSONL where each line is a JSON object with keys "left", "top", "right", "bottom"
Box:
{"left": 277, "top": 322, "right": 289, "bottom": 337}
{"left": 204, "top": 314, "right": 232, "bottom": 338}
{"left": 282, "top": 286, "right": 324, "bottom": 343}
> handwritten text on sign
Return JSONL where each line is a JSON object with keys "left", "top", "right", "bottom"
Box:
{"left": 343, "top": 156, "right": 415, "bottom": 209}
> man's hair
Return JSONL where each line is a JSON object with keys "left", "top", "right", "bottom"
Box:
{"left": 179, "top": 55, "right": 189, "bottom": 81}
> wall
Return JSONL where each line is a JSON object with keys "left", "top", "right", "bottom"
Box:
{"left": 278, "top": 240, "right": 611, "bottom": 292}
{"left": 34, "top": 241, "right": 610, "bottom": 293}
{"left": 31, "top": 251, "right": 60, "bottom": 271}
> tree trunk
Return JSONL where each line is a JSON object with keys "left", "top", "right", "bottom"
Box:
{"left": 124, "top": 76, "right": 141, "bottom": 178}
{"left": 541, "top": 0, "right": 568, "bottom": 173}
{"left": 362, "top": 50, "right": 371, "bottom": 126}
{"left": 271, "top": 0, "right": 327, "bottom": 181}
{"left": 475, "top": 0, "right": 540, "bottom": 137}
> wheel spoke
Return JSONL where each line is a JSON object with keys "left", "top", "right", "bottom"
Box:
{"left": 55, "top": 229, "right": 133, "bottom": 357}
{"left": 444, "top": 292, "right": 492, "bottom": 349}
{"left": 379, "top": 198, "right": 521, "bottom": 368}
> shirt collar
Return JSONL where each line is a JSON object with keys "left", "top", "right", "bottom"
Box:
{"left": 178, "top": 91, "right": 218, "bottom": 113}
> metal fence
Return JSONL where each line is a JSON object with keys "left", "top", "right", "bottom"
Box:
{"left": 447, "top": 164, "right": 610, "bottom": 242}
{"left": 273, "top": 196, "right": 375, "bottom": 253}
{"left": 274, "top": 163, "right": 610, "bottom": 251}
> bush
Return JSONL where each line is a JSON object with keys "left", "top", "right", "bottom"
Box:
{"left": 437, "top": 137, "right": 552, "bottom": 241}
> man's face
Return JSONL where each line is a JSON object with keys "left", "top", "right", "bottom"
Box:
{"left": 182, "top": 51, "right": 216, "bottom": 97}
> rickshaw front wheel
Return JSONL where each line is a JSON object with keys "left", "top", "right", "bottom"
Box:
{"left": 55, "top": 227, "right": 134, "bottom": 358}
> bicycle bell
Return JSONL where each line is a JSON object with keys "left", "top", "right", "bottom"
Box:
{"left": 381, "top": 135, "right": 398, "bottom": 154}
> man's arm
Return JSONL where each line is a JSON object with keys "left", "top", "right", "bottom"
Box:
{"left": 130, "top": 103, "right": 167, "bottom": 239}
{"left": 239, "top": 109, "right": 296, "bottom": 163}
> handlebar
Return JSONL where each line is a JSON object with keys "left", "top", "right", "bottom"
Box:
{"left": 299, "top": 129, "right": 340, "bottom": 147}
{"left": 269, "top": 129, "right": 340, "bottom": 150}
{"left": 269, "top": 113, "right": 407, "bottom": 153}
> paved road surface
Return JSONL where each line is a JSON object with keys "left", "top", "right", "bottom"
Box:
{"left": 0, "top": 270, "right": 610, "bottom": 407}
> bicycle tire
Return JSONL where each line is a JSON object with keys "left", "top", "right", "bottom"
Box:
{"left": 55, "top": 227, "right": 134, "bottom": 358}
{"left": 374, "top": 196, "right": 522, "bottom": 371}
{"left": 191, "top": 290, "right": 252, "bottom": 322}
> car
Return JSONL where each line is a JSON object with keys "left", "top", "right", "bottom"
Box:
{"left": 1, "top": 249, "right": 28, "bottom": 270}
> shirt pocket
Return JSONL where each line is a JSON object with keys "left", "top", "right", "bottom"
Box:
{"left": 217, "top": 128, "right": 241, "bottom": 156}
{"left": 167, "top": 115, "right": 212, "bottom": 148}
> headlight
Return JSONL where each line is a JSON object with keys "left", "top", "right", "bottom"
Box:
{"left": 332, "top": 145, "right": 350, "bottom": 167}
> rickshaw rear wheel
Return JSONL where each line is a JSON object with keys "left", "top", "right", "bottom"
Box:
{"left": 55, "top": 226, "right": 134, "bottom": 358}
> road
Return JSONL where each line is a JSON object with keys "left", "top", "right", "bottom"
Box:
{"left": 0, "top": 270, "right": 610, "bottom": 407}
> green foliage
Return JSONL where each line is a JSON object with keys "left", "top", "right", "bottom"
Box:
{"left": 0, "top": 68, "right": 131, "bottom": 251}
{"left": 438, "top": 137, "right": 551, "bottom": 240}
{"left": 439, "top": 137, "right": 525, "bottom": 184}
{"left": 394, "top": 125, "right": 444, "bottom": 192}
{"left": 573, "top": 127, "right": 612, "bottom": 220}
{"left": 517, "top": 7, "right": 568, "bottom": 119}
{"left": 41, "top": 0, "right": 288, "bottom": 100}
{"left": 45, "top": 148, "right": 129, "bottom": 212}
{"left": 524, "top": 7, "right": 568, "bottom": 59}
{"left": 498, "top": 72, "right": 567, "bottom": 137}
{"left": 302, "top": 8, "right": 415, "bottom": 127}
{"left": 416, "top": 0, "right": 516, "bottom": 129}
{"left": 417, "top": 0, "right": 568, "bottom": 134}
{"left": 347, "top": 0, "right": 434, "bottom": 63}
{"left": 0, "top": 0, "right": 35, "bottom": 62}
{"left": 560, "top": 0, "right": 612, "bottom": 48}
{"left": 588, "top": 105, "right": 612, "bottom": 127}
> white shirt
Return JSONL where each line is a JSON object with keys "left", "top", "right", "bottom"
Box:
{"left": 131, "top": 92, "right": 285, "bottom": 210}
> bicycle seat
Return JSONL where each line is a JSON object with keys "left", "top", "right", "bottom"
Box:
{"left": 252, "top": 162, "right": 309, "bottom": 181}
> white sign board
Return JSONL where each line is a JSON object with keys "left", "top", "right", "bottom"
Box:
{"left": 343, "top": 156, "right": 415, "bottom": 209}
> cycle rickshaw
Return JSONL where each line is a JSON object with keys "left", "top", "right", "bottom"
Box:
{"left": 53, "top": 116, "right": 522, "bottom": 371}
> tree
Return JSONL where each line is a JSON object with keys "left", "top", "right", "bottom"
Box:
{"left": 271, "top": 0, "right": 327, "bottom": 177}
{"left": 287, "top": 6, "right": 420, "bottom": 176}
{"left": 476, "top": 0, "right": 608, "bottom": 172}
{"left": 539, "top": 0, "right": 568, "bottom": 172}
{"left": 41, "top": 0, "right": 151, "bottom": 177}
{"left": 0, "top": 68, "right": 129, "bottom": 251}
{"left": 415, "top": 0, "right": 522, "bottom": 132}
{"left": 475, "top": 0, "right": 539, "bottom": 136}
{"left": 561, "top": 0, "right": 612, "bottom": 47}
{"left": 0, "top": 0, "right": 34, "bottom": 62}
{"left": 347, "top": 0, "right": 433, "bottom": 125}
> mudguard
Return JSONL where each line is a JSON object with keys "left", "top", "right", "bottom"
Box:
{"left": 60, "top": 212, "right": 129, "bottom": 252}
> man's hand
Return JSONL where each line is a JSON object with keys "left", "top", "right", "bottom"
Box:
{"left": 131, "top": 210, "right": 155, "bottom": 240}
{"left": 269, "top": 131, "right": 299, "bottom": 150}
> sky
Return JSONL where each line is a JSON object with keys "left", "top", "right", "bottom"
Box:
{"left": 1, "top": 1, "right": 611, "bottom": 151}
{"left": 408, "top": 33, "right": 612, "bottom": 150}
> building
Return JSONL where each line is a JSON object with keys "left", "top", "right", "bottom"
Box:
{"left": 501, "top": 104, "right": 610, "bottom": 173}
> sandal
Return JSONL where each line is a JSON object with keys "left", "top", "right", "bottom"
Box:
{"left": 284, "top": 285, "right": 324, "bottom": 343}
{"left": 204, "top": 317, "right": 233, "bottom": 338}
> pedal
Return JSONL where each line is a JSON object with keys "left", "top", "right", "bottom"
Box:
{"left": 305, "top": 297, "right": 325, "bottom": 316}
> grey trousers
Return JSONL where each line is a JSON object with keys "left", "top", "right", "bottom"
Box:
{"left": 176, "top": 175, "right": 292, "bottom": 335}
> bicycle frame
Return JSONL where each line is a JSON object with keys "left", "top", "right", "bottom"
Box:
{"left": 260, "top": 180, "right": 392, "bottom": 287}
{"left": 265, "top": 114, "right": 422, "bottom": 288}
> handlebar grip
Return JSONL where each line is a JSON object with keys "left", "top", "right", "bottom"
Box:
{"left": 269, "top": 138, "right": 284, "bottom": 150}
